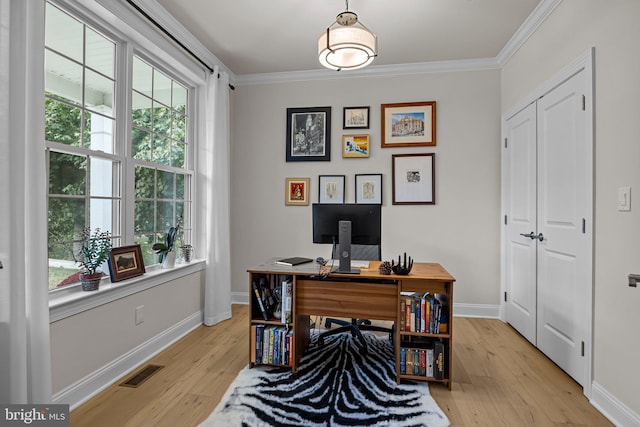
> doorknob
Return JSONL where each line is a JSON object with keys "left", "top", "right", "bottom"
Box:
{"left": 520, "top": 232, "right": 536, "bottom": 239}
{"left": 536, "top": 233, "right": 544, "bottom": 241}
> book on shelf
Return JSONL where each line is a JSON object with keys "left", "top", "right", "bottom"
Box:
{"left": 275, "top": 256, "right": 313, "bottom": 266}
{"left": 281, "top": 278, "right": 293, "bottom": 323}
{"left": 434, "top": 340, "right": 445, "bottom": 380}
{"left": 252, "top": 281, "right": 271, "bottom": 320}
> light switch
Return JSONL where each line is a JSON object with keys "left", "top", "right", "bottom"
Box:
{"left": 618, "top": 187, "right": 631, "bottom": 211}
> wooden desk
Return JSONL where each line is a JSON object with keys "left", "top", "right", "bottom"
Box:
{"left": 247, "top": 260, "right": 455, "bottom": 388}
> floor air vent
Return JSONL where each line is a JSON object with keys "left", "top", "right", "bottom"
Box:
{"left": 120, "top": 364, "right": 164, "bottom": 388}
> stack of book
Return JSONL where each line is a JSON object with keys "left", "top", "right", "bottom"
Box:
{"left": 399, "top": 340, "right": 445, "bottom": 379}
{"left": 399, "top": 292, "right": 448, "bottom": 334}
{"left": 250, "top": 325, "right": 293, "bottom": 366}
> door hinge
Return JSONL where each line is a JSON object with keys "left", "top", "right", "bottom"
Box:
{"left": 504, "top": 292, "right": 507, "bottom": 302}
{"left": 504, "top": 138, "right": 508, "bottom": 148}
{"left": 582, "top": 95, "right": 586, "bottom": 111}
{"left": 582, "top": 218, "right": 586, "bottom": 234}
{"left": 581, "top": 341, "right": 585, "bottom": 357}
{"left": 504, "top": 215, "right": 508, "bottom": 225}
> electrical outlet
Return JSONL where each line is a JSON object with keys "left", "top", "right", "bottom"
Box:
{"left": 135, "top": 305, "right": 144, "bottom": 325}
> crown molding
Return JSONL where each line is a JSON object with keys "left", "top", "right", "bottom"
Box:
{"left": 131, "top": 0, "right": 561, "bottom": 86}
{"left": 127, "top": 0, "right": 236, "bottom": 82}
{"left": 235, "top": 57, "right": 500, "bottom": 86}
{"left": 496, "top": 0, "right": 563, "bottom": 67}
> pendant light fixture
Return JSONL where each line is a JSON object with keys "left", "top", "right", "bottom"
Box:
{"left": 318, "top": 0, "right": 378, "bottom": 71}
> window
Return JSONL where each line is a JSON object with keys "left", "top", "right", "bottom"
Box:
{"left": 131, "top": 56, "right": 192, "bottom": 267}
{"left": 45, "top": 2, "right": 193, "bottom": 291}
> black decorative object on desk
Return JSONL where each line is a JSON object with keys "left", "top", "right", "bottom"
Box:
{"left": 378, "top": 261, "right": 393, "bottom": 275}
{"left": 391, "top": 253, "right": 413, "bottom": 275}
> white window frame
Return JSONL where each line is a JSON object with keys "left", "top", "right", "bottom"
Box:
{"left": 47, "top": 0, "right": 204, "bottom": 319}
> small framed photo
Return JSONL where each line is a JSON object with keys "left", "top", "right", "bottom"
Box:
{"left": 343, "top": 106, "right": 370, "bottom": 129}
{"left": 392, "top": 153, "right": 435, "bottom": 205}
{"left": 319, "top": 175, "right": 345, "bottom": 204}
{"left": 355, "top": 174, "right": 382, "bottom": 204}
{"left": 286, "top": 107, "right": 331, "bottom": 162}
{"left": 108, "top": 245, "right": 146, "bottom": 282}
{"left": 381, "top": 101, "right": 436, "bottom": 147}
{"left": 285, "top": 177, "right": 310, "bottom": 206}
{"left": 342, "top": 134, "right": 370, "bottom": 158}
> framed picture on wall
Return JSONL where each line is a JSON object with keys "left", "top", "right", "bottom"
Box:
{"left": 355, "top": 174, "right": 382, "bottom": 204}
{"left": 285, "top": 177, "right": 310, "bottom": 205}
{"left": 342, "top": 134, "right": 370, "bottom": 158}
{"left": 392, "top": 153, "right": 435, "bottom": 205}
{"left": 343, "top": 106, "right": 370, "bottom": 129}
{"left": 286, "top": 107, "right": 331, "bottom": 162}
{"left": 381, "top": 101, "right": 436, "bottom": 147}
{"left": 318, "top": 175, "right": 345, "bottom": 204}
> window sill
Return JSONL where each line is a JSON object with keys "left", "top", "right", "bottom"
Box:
{"left": 49, "top": 259, "right": 205, "bottom": 322}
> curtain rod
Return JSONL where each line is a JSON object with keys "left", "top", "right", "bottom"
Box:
{"left": 125, "top": 0, "right": 235, "bottom": 90}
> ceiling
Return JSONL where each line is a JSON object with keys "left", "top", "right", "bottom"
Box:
{"left": 153, "top": 0, "right": 543, "bottom": 77}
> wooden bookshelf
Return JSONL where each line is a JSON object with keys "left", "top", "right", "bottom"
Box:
{"left": 247, "top": 261, "right": 454, "bottom": 387}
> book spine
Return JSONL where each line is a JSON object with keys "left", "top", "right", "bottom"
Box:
{"left": 405, "top": 299, "right": 411, "bottom": 332}
{"left": 400, "top": 347, "right": 406, "bottom": 375}
{"left": 252, "top": 281, "right": 270, "bottom": 320}
{"left": 250, "top": 325, "right": 256, "bottom": 363}
{"left": 434, "top": 341, "right": 445, "bottom": 380}
{"left": 255, "top": 324, "right": 263, "bottom": 364}
{"left": 427, "top": 348, "right": 434, "bottom": 377}
{"left": 413, "top": 349, "right": 420, "bottom": 376}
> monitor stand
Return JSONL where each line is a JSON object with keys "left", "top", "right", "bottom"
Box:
{"left": 331, "top": 220, "right": 360, "bottom": 274}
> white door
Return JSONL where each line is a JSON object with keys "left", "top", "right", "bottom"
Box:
{"left": 504, "top": 103, "right": 538, "bottom": 345}
{"left": 536, "top": 69, "right": 589, "bottom": 386}
{"left": 503, "top": 68, "right": 590, "bottom": 387}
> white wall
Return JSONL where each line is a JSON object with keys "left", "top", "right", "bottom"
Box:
{"left": 502, "top": 0, "right": 640, "bottom": 420}
{"left": 50, "top": 271, "right": 203, "bottom": 403}
{"left": 230, "top": 70, "right": 502, "bottom": 310}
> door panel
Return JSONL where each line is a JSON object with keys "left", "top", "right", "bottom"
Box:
{"left": 536, "top": 69, "right": 588, "bottom": 386}
{"left": 504, "top": 103, "right": 537, "bottom": 345}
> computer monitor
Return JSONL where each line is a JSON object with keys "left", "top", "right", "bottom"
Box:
{"left": 312, "top": 203, "right": 381, "bottom": 245}
{"left": 312, "top": 204, "right": 381, "bottom": 273}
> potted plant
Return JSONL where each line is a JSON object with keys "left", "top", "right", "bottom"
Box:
{"left": 153, "top": 216, "right": 182, "bottom": 269}
{"left": 74, "top": 227, "right": 112, "bottom": 291}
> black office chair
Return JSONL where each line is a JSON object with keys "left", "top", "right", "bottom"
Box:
{"left": 318, "top": 244, "right": 394, "bottom": 353}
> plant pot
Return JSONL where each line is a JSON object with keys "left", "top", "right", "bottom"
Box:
{"left": 81, "top": 272, "right": 102, "bottom": 291}
{"left": 162, "top": 251, "right": 177, "bottom": 269}
{"left": 181, "top": 245, "right": 193, "bottom": 263}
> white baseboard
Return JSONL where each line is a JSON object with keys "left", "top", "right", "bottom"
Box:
{"left": 453, "top": 303, "right": 500, "bottom": 319}
{"left": 232, "top": 291, "right": 249, "bottom": 305}
{"left": 52, "top": 311, "right": 203, "bottom": 410}
{"left": 590, "top": 381, "right": 640, "bottom": 427}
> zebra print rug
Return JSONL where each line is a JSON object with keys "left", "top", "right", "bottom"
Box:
{"left": 200, "top": 332, "right": 449, "bottom": 427}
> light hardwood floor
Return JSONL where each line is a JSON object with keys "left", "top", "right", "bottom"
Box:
{"left": 70, "top": 305, "right": 613, "bottom": 426}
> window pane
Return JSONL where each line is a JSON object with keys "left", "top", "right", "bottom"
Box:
{"left": 157, "top": 170, "right": 174, "bottom": 200}
{"left": 172, "top": 82, "right": 187, "bottom": 111}
{"left": 156, "top": 201, "right": 174, "bottom": 232}
{"left": 176, "top": 202, "right": 184, "bottom": 223}
{"left": 49, "top": 152, "right": 86, "bottom": 195}
{"left": 135, "top": 166, "right": 155, "bottom": 199}
{"left": 85, "top": 27, "right": 115, "bottom": 79}
{"left": 135, "top": 201, "right": 155, "bottom": 233}
{"left": 172, "top": 142, "right": 185, "bottom": 168}
{"left": 132, "top": 57, "right": 152, "bottom": 97}
{"left": 90, "top": 157, "right": 116, "bottom": 197}
{"left": 45, "top": 50, "right": 83, "bottom": 105}
{"left": 172, "top": 112, "right": 186, "bottom": 143}
{"left": 153, "top": 103, "right": 171, "bottom": 135}
{"left": 176, "top": 174, "right": 184, "bottom": 200}
{"left": 45, "top": 3, "right": 83, "bottom": 63}
{"left": 134, "top": 234, "right": 156, "bottom": 267}
{"left": 132, "top": 92, "right": 152, "bottom": 129}
{"left": 152, "top": 135, "right": 171, "bottom": 165}
{"left": 132, "top": 128, "right": 151, "bottom": 161}
{"left": 85, "top": 69, "right": 114, "bottom": 117}
{"left": 85, "top": 112, "right": 114, "bottom": 153}
{"left": 90, "top": 198, "right": 114, "bottom": 234}
{"left": 45, "top": 98, "right": 83, "bottom": 146}
{"left": 48, "top": 198, "right": 86, "bottom": 243}
{"left": 153, "top": 70, "right": 172, "bottom": 107}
